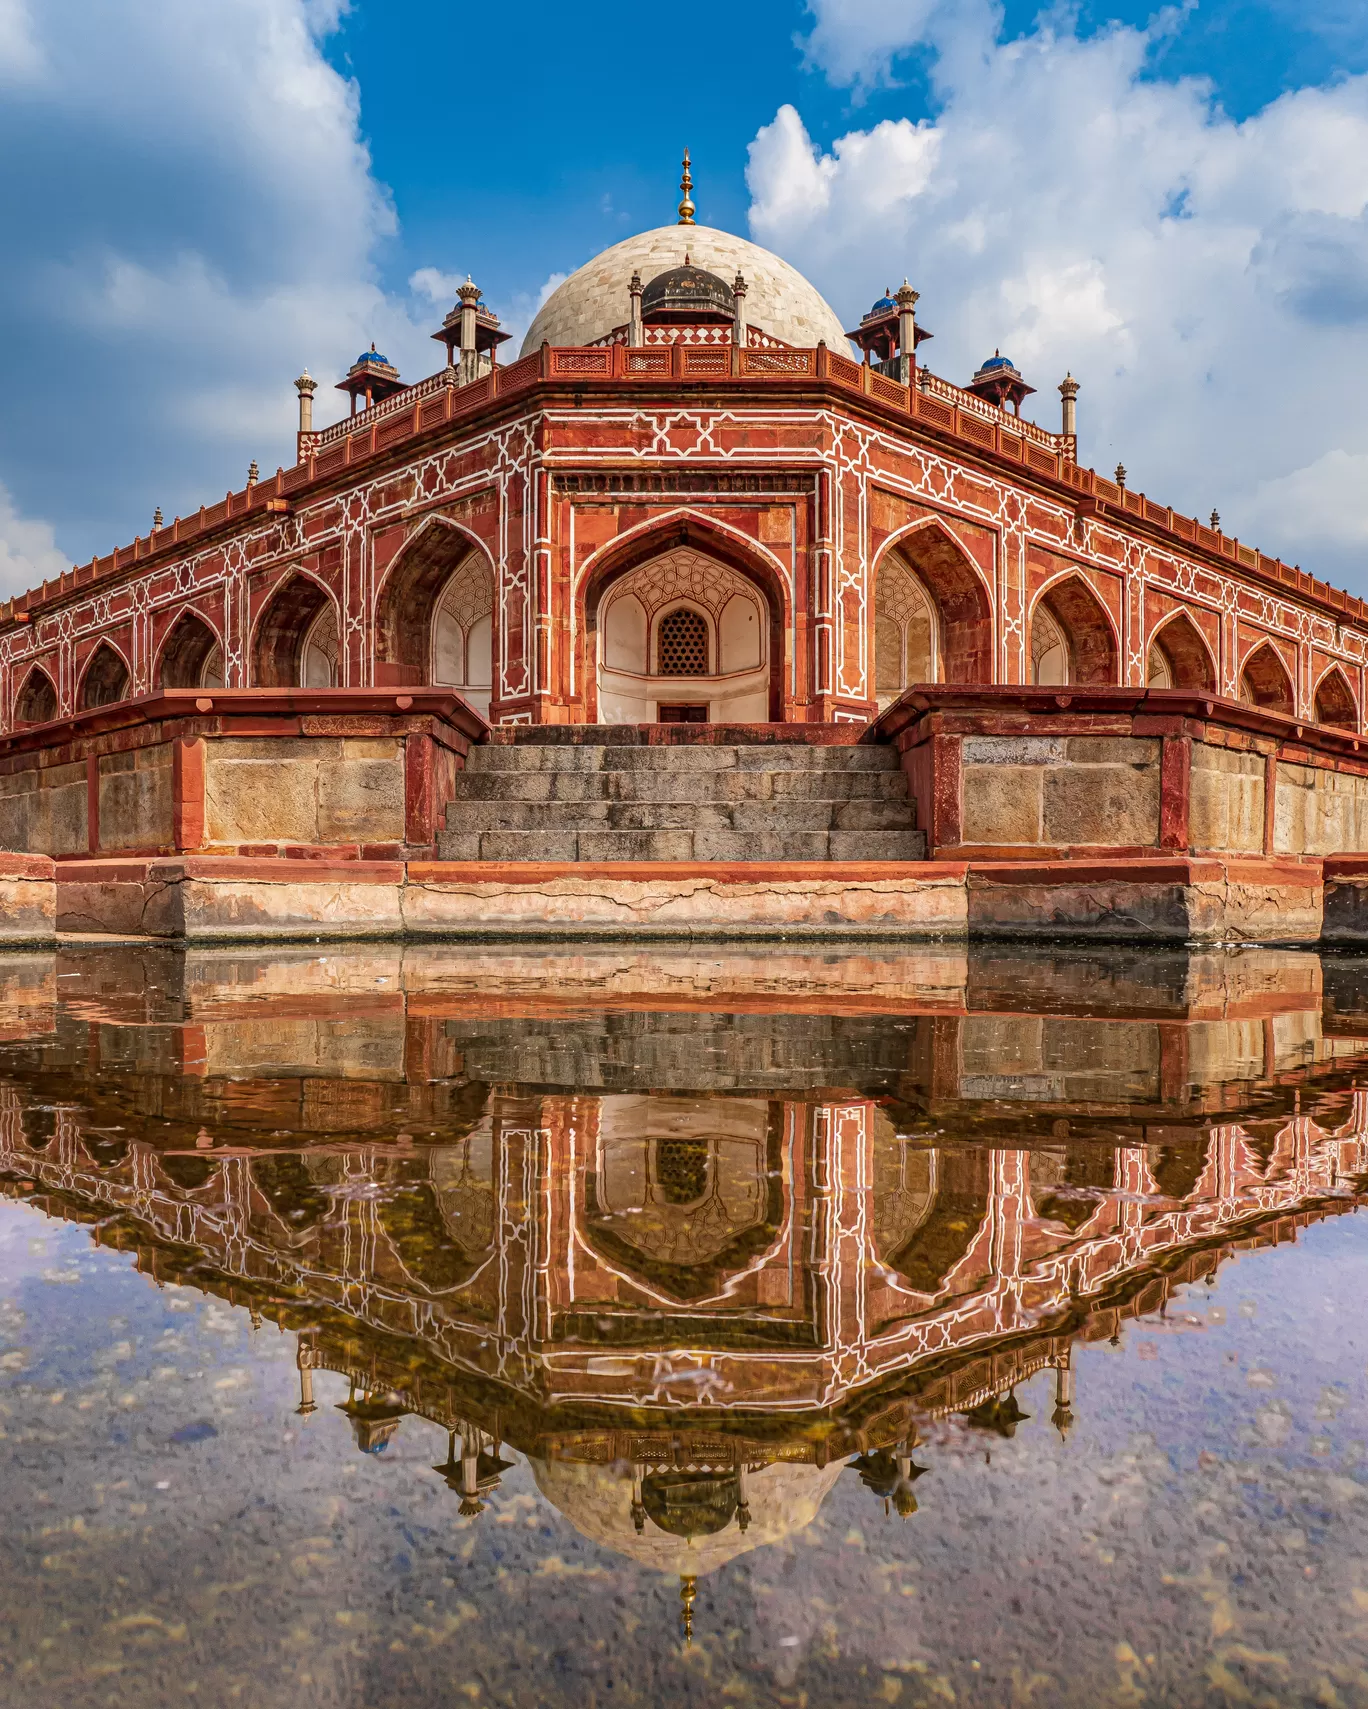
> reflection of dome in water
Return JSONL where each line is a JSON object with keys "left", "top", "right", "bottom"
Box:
{"left": 642, "top": 1469, "right": 738, "bottom": 1538}
{"left": 520, "top": 225, "right": 849, "bottom": 356}
{"left": 529, "top": 1456, "right": 844, "bottom": 1578}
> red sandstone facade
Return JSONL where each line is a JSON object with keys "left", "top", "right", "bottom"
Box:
{"left": 2, "top": 302, "right": 1365, "bottom": 737}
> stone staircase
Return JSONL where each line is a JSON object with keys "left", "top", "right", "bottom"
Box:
{"left": 437, "top": 727, "right": 925, "bottom": 862}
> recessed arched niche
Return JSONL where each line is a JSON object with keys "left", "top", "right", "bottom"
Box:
{"left": 596, "top": 546, "right": 770, "bottom": 724}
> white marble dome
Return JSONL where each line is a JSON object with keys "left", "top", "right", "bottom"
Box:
{"left": 519, "top": 224, "right": 850, "bottom": 357}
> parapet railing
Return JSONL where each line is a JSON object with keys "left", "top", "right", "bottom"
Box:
{"left": 6, "top": 342, "right": 1363, "bottom": 632}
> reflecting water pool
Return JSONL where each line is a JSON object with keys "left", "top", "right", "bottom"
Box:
{"left": 5, "top": 942, "right": 1368, "bottom": 1706}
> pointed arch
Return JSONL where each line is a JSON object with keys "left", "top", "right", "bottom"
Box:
{"left": 874, "top": 520, "right": 993, "bottom": 691}
{"left": 13, "top": 664, "right": 57, "bottom": 726}
{"left": 158, "top": 611, "right": 223, "bottom": 690}
{"left": 1030, "top": 574, "right": 1118, "bottom": 686}
{"left": 430, "top": 548, "right": 495, "bottom": 716}
{"left": 1314, "top": 665, "right": 1357, "bottom": 731}
{"left": 1239, "top": 641, "right": 1295, "bottom": 716}
{"left": 874, "top": 556, "right": 937, "bottom": 708}
{"left": 580, "top": 512, "right": 788, "bottom": 721}
{"left": 77, "top": 641, "right": 131, "bottom": 711}
{"left": 1147, "top": 610, "right": 1216, "bottom": 692}
{"left": 375, "top": 517, "right": 494, "bottom": 689}
{"left": 251, "top": 572, "right": 338, "bottom": 688}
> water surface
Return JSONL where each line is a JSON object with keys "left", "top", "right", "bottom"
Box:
{"left": 4, "top": 943, "right": 1368, "bottom": 1706}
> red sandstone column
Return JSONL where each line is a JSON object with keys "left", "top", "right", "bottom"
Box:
{"left": 172, "top": 737, "right": 206, "bottom": 851}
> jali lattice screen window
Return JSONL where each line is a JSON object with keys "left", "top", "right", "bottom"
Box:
{"left": 657, "top": 607, "right": 709, "bottom": 676}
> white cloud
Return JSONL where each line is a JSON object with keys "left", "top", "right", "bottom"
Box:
{"left": 409, "top": 267, "right": 463, "bottom": 307}
{"left": 0, "top": 0, "right": 430, "bottom": 578}
{"left": 0, "top": 0, "right": 43, "bottom": 82}
{"left": 755, "top": 8, "right": 1368, "bottom": 590}
{"left": 0, "top": 483, "right": 71, "bottom": 599}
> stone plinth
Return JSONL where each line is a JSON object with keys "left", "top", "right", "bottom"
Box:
{"left": 0, "top": 689, "right": 487, "bottom": 860}
{"left": 878, "top": 686, "right": 1368, "bottom": 863}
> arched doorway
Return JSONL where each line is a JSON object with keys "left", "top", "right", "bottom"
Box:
{"left": 1030, "top": 577, "right": 1117, "bottom": 686}
{"left": 1314, "top": 667, "right": 1357, "bottom": 731}
{"left": 1147, "top": 612, "right": 1215, "bottom": 691}
{"left": 78, "top": 643, "right": 130, "bottom": 710}
{"left": 253, "top": 574, "right": 338, "bottom": 687}
{"left": 873, "top": 525, "right": 993, "bottom": 705}
{"left": 596, "top": 546, "right": 770, "bottom": 723}
{"left": 14, "top": 665, "right": 57, "bottom": 726}
{"left": 1239, "top": 642, "right": 1295, "bottom": 715}
{"left": 159, "top": 612, "right": 223, "bottom": 690}
{"left": 375, "top": 521, "right": 494, "bottom": 706}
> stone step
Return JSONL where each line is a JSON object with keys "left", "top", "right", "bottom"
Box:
{"left": 449, "top": 766, "right": 910, "bottom": 805}
{"left": 437, "top": 734, "right": 924, "bottom": 863}
{"left": 444, "top": 796, "right": 916, "bottom": 834}
{"left": 464, "top": 742, "right": 900, "bottom": 774}
{"left": 435, "top": 826, "right": 927, "bottom": 862}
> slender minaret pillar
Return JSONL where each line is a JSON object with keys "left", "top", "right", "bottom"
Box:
{"left": 733, "top": 272, "right": 749, "bottom": 349}
{"left": 1052, "top": 1351, "right": 1075, "bottom": 1438}
{"left": 294, "top": 370, "right": 317, "bottom": 440}
{"left": 736, "top": 1460, "right": 751, "bottom": 1532}
{"left": 628, "top": 271, "right": 644, "bottom": 348}
{"left": 295, "top": 1340, "right": 317, "bottom": 1419}
{"left": 895, "top": 280, "right": 919, "bottom": 385}
{"left": 458, "top": 278, "right": 482, "bottom": 384}
{"left": 1059, "top": 373, "right": 1079, "bottom": 456}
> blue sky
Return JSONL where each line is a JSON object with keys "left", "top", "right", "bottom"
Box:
{"left": 326, "top": 0, "right": 1368, "bottom": 309}
{"left": 0, "top": 0, "right": 1366, "bottom": 593}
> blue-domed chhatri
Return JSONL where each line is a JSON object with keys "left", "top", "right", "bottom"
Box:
{"left": 967, "top": 348, "right": 1035, "bottom": 414}
{"left": 337, "top": 342, "right": 405, "bottom": 416}
{"left": 845, "top": 279, "right": 932, "bottom": 379}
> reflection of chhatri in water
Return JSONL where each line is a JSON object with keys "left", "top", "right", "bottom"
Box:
{"left": 7, "top": 1077, "right": 1368, "bottom": 1631}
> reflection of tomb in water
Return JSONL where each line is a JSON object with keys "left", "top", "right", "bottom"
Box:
{"left": 7, "top": 947, "right": 1368, "bottom": 1622}
{"left": 582, "top": 1096, "right": 783, "bottom": 1302}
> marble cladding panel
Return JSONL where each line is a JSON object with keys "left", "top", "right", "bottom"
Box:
{"left": 1275, "top": 761, "right": 1368, "bottom": 857}
{"left": 99, "top": 745, "right": 173, "bottom": 851}
{"left": 1189, "top": 744, "right": 1265, "bottom": 854}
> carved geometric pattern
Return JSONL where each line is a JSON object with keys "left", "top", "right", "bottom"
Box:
{"left": 2, "top": 390, "right": 1365, "bottom": 730}
{"left": 436, "top": 554, "right": 494, "bottom": 632}
{"left": 606, "top": 549, "right": 757, "bottom": 621}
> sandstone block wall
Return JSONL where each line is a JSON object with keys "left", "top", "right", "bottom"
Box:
{"left": 203, "top": 737, "right": 405, "bottom": 847}
{"left": 1274, "top": 762, "right": 1368, "bottom": 857}
{"left": 0, "top": 760, "right": 88, "bottom": 856}
{"left": 1189, "top": 745, "right": 1264, "bottom": 853}
{"left": 98, "top": 745, "right": 173, "bottom": 851}
{"left": 960, "top": 734, "right": 1161, "bottom": 849}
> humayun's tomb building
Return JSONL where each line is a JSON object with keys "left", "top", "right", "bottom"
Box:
{"left": 0, "top": 158, "right": 1366, "bottom": 943}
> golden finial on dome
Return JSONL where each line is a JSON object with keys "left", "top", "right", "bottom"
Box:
{"left": 679, "top": 1574, "right": 697, "bottom": 1641}
{"left": 677, "top": 149, "right": 695, "bottom": 226}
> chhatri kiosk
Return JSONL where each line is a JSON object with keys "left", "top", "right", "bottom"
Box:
{"left": 0, "top": 158, "right": 1365, "bottom": 943}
